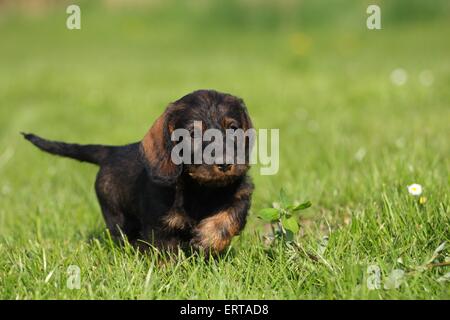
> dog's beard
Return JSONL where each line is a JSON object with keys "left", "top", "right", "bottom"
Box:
{"left": 185, "top": 164, "right": 249, "bottom": 187}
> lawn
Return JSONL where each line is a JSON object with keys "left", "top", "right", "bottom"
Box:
{"left": 0, "top": 0, "right": 449, "bottom": 299}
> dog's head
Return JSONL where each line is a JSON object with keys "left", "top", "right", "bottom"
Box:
{"left": 141, "top": 90, "right": 253, "bottom": 186}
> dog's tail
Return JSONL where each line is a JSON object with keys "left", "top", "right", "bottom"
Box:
{"left": 21, "top": 132, "right": 114, "bottom": 166}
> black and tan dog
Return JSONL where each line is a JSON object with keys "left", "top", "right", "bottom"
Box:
{"left": 22, "top": 90, "right": 254, "bottom": 254}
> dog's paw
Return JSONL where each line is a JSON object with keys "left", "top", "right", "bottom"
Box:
{"left": 189, "top": 211, "right": 238, "bottom": 254}
{"left": 189, "top": 233, "right": 228, "bottom": 255}
{"left": 162, "top": 210, "right": 194, "bottom": 230}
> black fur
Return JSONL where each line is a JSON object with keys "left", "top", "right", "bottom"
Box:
{"left": 23, "top": 90, "right": 254, "bottom": 254}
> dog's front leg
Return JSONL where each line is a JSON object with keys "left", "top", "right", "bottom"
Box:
{"left": 190, "top": 180, "right": 253, "bottom": 254}
{"left": 162, "top": 180, "right": 194, "bottom": 231}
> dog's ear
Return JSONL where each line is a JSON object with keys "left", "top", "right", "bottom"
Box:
{"left": 238, "top": 100, "right": 254, "bottom": 164}
{"left": 141, "top": 106, "right": 182, "bottom": 185}
{"left": 240, "top": 100, "right": 253, "bottom": 131}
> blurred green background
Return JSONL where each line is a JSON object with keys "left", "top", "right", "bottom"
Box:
{"left": 0, "top": 0, "right": 449, "bottom": 299}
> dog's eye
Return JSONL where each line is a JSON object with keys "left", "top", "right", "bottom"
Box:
{"left": 228, "top": 123, "right": 239, "bottom": 130}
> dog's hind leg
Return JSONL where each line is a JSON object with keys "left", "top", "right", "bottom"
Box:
{"left": 96, "top": 195, "right": 142, "bottom": 244}
{"left": 94, "top": 170, "right": 140, "bottom": 244}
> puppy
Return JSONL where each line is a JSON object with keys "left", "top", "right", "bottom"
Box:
{"left": 23, "top": 90, "right": 254, "bottom": 254}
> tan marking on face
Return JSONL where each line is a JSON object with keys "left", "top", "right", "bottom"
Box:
{"left": 222, "top": 116, "right": 238, "bottom": 129}
{"left": 186, "top": 164, "right": 249, "bottom": 186}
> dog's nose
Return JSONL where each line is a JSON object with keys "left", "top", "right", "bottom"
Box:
{"left": 217, "top": 164, "right": 231, "bottom": 172}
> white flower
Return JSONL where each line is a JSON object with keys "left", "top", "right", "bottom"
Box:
{"left": 390, "top": 68, "right": 408, "bottom": 86}
{"left": 407, "top": 183, "right": 422, "bottom": 196}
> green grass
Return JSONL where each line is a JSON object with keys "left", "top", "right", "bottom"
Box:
{"left": 0, "top": 1, "right": 449, "bottom": 299}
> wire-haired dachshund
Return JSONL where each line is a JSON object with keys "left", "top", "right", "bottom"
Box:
{"left": 22, "top": 90, "right": 254, "bottom": 254}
